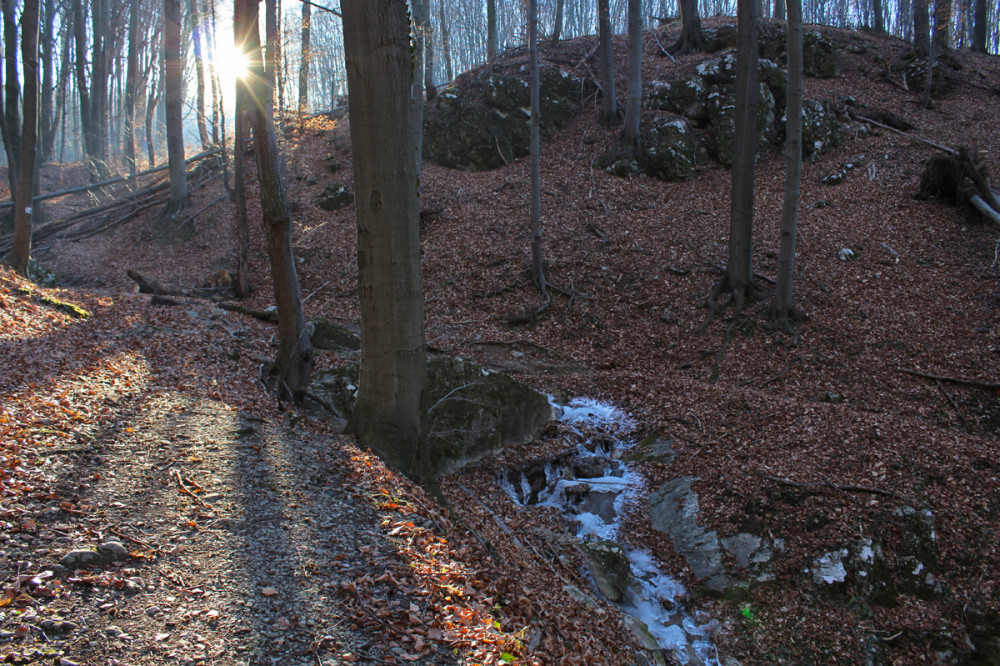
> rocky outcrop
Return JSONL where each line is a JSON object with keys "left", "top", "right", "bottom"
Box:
{"left": 308, "top": 354, "right": 554, "bottom": 477}
{"left": 315, "top": 185, "right": 354, "bottom": 211}
{"left": 760, "top": 29, "right": 838, "bottom": 79}
{"left": 641, "top": 116, "right": 708, "bottom": 182}
{"left": 423, "top": 66, "right": 584, "bottom": 171}
{"left": 646, "top": 76, "right": 708, "bottom": 125}
{"left": 705, "top": 82, "right": 777, "bottom": 167}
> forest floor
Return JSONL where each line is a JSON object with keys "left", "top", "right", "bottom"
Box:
{"left": 3, "top": 19, "right": 1000, "bottom": 666}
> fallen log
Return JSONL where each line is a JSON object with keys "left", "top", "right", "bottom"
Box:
{"left": 970, "top": 195, "right": 1000, "bottom": 226}
{"left": 217, "top": 301, "right": 278, "bottom": 323}
{"left": 126, "top": 269, "right": 196, "bottom": 297}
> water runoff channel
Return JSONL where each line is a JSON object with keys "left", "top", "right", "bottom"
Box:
{"left": 499, "top": 398, "right": 719, "bottom": 666}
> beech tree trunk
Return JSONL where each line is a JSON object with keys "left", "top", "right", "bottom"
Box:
{"left": 439, "top": 0, "right": 453, "bottom": 81}
{"left": 233, "top": 0, "right": 251, "bottom": 297}
{"left": 774, "top": 0, "right": 785, "bottom": 21}
{"left": 424, "top": 6, "right": 436, "bottom": 101}
{"left": 972, "top": 0, "right": 987, "bottom": 51}
{"left": 913, "top": 0, "right": 930, "bottom": 53}
{"left": 9, "top": 0, "right": 39, "bottom": 277}
{"left": 240, "top": 0, "right": 312, "bottom": 398}
{"left": 164, "top": 0, "right": 188, "bottom": 212}
{"left": 298, "top": 0, "right": 310, "bottom": 114}
{"left": 551, "top": 0, "right": 565, "bottom": 45}
{"left": 190, "top": 0, "right": 210, "bottom": 149}
{"left": 487, "top": 0, "right": 497, "bottom": 61}
{"left": 597, "top": 0, "right": 620, "bottom": 126}
{"left": 934, "top": 0, "right": 952, "bottom": 49}
{"left": 124, "top": 0, "right": 139, "bottom": 179}
{"left": 672, "top": 0, "right": 707, "bottom": 54}
{"left": 2, "top": 0, "right": 20, "bottom": 178}
{"left": 619, "top": 0, "right": 642, "bottom": 154}
{"left": 411, "top": 0, "right": 427, "bottom": 175}
{"left": 773, "top": 0, "right": 802, "bottom": 328}
{"left": 343, "top": 0, "right": 427, "bottom": 479}
{"left": 529, "top": 0, "right": 545, "bottom": 293}
{"left": 38, "top": 0, "right": 54, "bottom": 164}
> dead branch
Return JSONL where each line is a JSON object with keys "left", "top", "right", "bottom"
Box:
{"left": 900, "top": 367, "right": 1000, "bottom": 390}
{"left": 127, "top": 269, "right": 194, "bottom": 297}
{"left": 970, "top": 195, "right": 1000, "bottom": 226}
{"left": 853, "top": 114, "right": 957, "bottom": 155}
{"left": 764, "top": 474, "right": 916, "bottom": 504}
{"left": 170, "top": 469, "right": 214, "bottom": 511}
{"left": 218, "top": 301, "right": 279, "bottom": 323}
{"left": 936, "top": 379, "right": 968, "bottom": 429}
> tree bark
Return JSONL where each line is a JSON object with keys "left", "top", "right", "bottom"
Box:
{"left": 873, "top": 0, "right": 885, "bottom": 32}
{"left": 597, "top": 0, "right": 620, "bottom": 127}
{"left": 38, "top": 0, "right": 54, "bottom": 165}
{"left": 619, "top": 0, "right": 642, "bottom": 154}
{"left": 672, "top": 0, "right": 707, "bottom": 54}
{"left": 439, "top": 0, "right": 452, "bottom": 81}
{"left": 233, "top": 0, "right": 251, "bottom": 298}
{"left": 774, "top": 0, "right": 785, "bottom": 21}
{"left": 2, "top": 0, "right": 21, "bottom": 179}
{"left": 9, "top": 0, "right": 39, "bottom": 277}
{"left": 972, "top": 0, "right": 987, "bottom": 50}
{"left": 487, "top": 0, "right": 497, "bottom": 61}
{"left": 411, "top": 0, "right": 427, "bottom": 174}
{"left": 772, "top": 0, "right": 802, "bottom": 328}
{"left": 240, "top": 0, "right": 312, "bottom": 398}
{"left": 551, "top": 0, "right": 565, "bottom": 45}
{"left": 913, "top": 0, "right": 930, "bottom": 54}
{"left": 124, "top": 0, "right": 140, "bottom": 180}
{"left": 529, "top": 0, "right": 546, "bottom": 294}
{"left": 934, "top": 0, "right": 951, "bottom": 49}
{"left": 265, "top": 0, "right": 281, "bottom": 119}
{"left": 298, "top": 0, "right": 311, "bottom": 114}
{"left": 189, "top": 0, "right": 210, "bottom": 149}
{"left": 424, "top": 3, "right": 436, "bottom": 101}
{"left": 164, "top": 0, "right": 188, "bottom": 212}
{"left": 342, "top": 0, "right": 427, "bottom": 479}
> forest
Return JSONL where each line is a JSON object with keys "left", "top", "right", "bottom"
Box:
{"left": 1, "top": 0, "right": 1000, "bottom": 664}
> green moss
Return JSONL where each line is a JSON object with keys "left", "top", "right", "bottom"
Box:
{"left": 18, "top": 286, "right": 90, "bottom": 318}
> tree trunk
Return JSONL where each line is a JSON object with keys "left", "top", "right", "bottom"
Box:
{"left": 233, "top": 0, "right": 250, "bottom": 298}
{"left": 163, "top": 0, "right": 188, "bottom": 213}
{"left": 189, "top": 0, "right": 210, "bottom": 149}
{"left": 424, "top": 4, "right": 436, "bottom": 101}
{"left": 872, "top": 0, "right": 885, "bottom": 32}
{"left": 145, "top": 62, "right": 160, "bottom": 168}
{"left": 913, "top": 0, "right": 930, "bottom": 53}
{"left": 2, "top": 0, "right": 21, "bottom": 178}
{"left": 551, "top": 0, "right": 565, "bottom": 45}
{"left": 934, "top": 0, "right": 952, "bottom": 50}
{"left": 90, "top": 0, "right": 109, "bottom": 178}
{"left": 240, "top": 0, "right": 312, "bottom": 398}
{"left": 439, "top": 0, "right": 453, "bottom": 81}
{"left": 411, "top": 0, "right": 426, "bottom": 174}
{"left": 265, "top": 0, "right": 280, "bottom": 120}
{"left": 529, "top": 0, "right": 546, "bottom": 293}
{"left": 672, "top": 0, "right": 707, "bottom": 54}
{"left": 38, "top": 0, "right": 54, "bottom": 165}
{"left": 712, "top": 0, "right": 760, "bottom": 314}
{"left": 774, "top": 0, "right": 785, "bottom": 21}
{"left": 124, "top": 0, "right": 139, "bottom": 180}
{"left": 298, "top": 0, "right": 311, "bottom": 114}
{"left": 8, "top": 0, "right": 39, "bottom": 277}
{"left": 619, "top": 0, "right": 642, "bottom": 154}
{"left": 487, "top": 0, "right": 497, "bottom": 61}
{"left": 773, "top": 0, "right": 802, "bottom": 328}
{"left": 342, "top": 0, "right": 427, "bottom": 479}
{"left": 597, "top": 0, "right": 620, "bottom": 126}
{"left": 972, "top": 0, "right": 987, "bottom": 51}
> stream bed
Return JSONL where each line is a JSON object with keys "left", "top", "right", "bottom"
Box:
{"left": 500, "top": 398, "right": 719, "bottom": 666}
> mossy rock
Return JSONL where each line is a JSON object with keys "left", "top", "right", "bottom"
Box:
{"left": 646, "top": 76, "right": 708, "bottom": 125}
{"left": 796, "top": 99, "right": 841, "bottom": 158}
{"left": 892, "top": 56, "right": 955, "bottom": 98}
{"left": 315, "top": 185, "right": 354, "bottom": 211}
{"left": 623, "top": 434, "right": 677, "bottom": 464}
{"left": 706, "top": 82, "right": 777, "bottom": 167}
{"left": 760, "top": 29, "right": 838, "bottom": 79}
{"left": 641, "top": 116, "right": 707, "bottom": 182}
{"left": 309, "top": 318, "right": 360, "bottom": 352}
{"left": 483, "top": 72, "right": 530, "bottom": 110}
{"left": 702, "top": 25, "right": 738, "bottom": 52}
{"left": 18, "top": 286, "right": 90, "bottom": 319}
{"left": 581, "top": 539, "right": 631, "bottom": 602}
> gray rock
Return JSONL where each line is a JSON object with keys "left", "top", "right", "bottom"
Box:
{"left": 105, "top": 625, "right": 125, "bottom": 638}
{"left": 849, "top": 538, "right": 897, "bottom": 606}
{"left": 706, "top": 82, "right": 777, "bottom": 167}
{"left": 97, "top": 541, "right": 129, "bottom": 563}
{"left": 646, "top": 76, "right": 708, "bottom": 125}
{"left": 59, "top": 548, "right": 106, "bottom": 570}
{"left": 308, "top": 318, "right": 360, "bottom": 352}
{"left": 315, "top": 185, "right": 354, "bottom": 211}
{"left": 641, "top": 116, "right": 707, "bottom": 182}
{"left": 811, "top": 548, "right": 849, "bottom": 592}
{"left": 799, "top": 99, "right": 841, "bottom": 158}
{"left": 581, "top": 539, "right": 632, "bottom": 602}
{"left": 721, "top": 533, "right": 763, "bottom": 570}
{"left": 649, "top": 477, "right": 729, "bottom": 591}
{"left": 622, "top": 435, "right": 677, "bottom": 465}
{"left": 760, "top": 29, "right": 838, "bottom": 79}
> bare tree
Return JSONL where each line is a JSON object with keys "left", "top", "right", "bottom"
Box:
{"left": 298, "top": 0, "right": 311, "bottom": 113}
{"left": 163, "top": 0, "right": 188, "bottom": 214}
{"left": 913, "top": 0, "right": 930, "bottom": 53}
{"left": 934, "top": 0, "right": 952, "bottom": 50}
{"left": 551, "top": 0, "right": 565, "bottom": 45}
{"left": 2, "top": 0, "right": 21, "bottom": 180}
{"left": 706, "top": 0, "right": 760, "bottom": 318}
{"left": 239, "top": 0, "right": 313, "bottom": 397}
{"left": 972, "top": 0, "right": 987, "bottom": 51}
{"left": 772, "top": 0, "right": 802, "bottom": 331}
{"left": 343, "top": 0, "right": 427, "bottom": 478}
{"left": 190, "top": 0, "right": 210, "bottom": 149}
{"left": 8, "top": 0, "right": 39, "bottom": 277}
{"left": 529, "top": 0, "right": 546, "bottom": 297}
{"left": 487, "top": 0, "right": 497, "bottom": 60}
{"left": 597, "top": 0, "right": 620, "bottom": 126}
{"left": 124, "top": 0, "right": 140, "bottom": 179}
{"left": 606, "top": 0, "right": 642, "bottom": 161}
{"left": 439, "top": 0, "right": 453, "bottom": 81}
{"left": 672, "top": 0, "right": 707, "bottom": 55}
{"left": 412, "top": 0, "right": 427, "bottom": 173}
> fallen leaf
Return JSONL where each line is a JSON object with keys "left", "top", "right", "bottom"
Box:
{"left": 261, "top": 586, "right": 279, "bottom": 597}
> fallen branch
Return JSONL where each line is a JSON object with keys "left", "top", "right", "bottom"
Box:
{"left": 900, "top": 367, "right": 1000, "bottom": 390}
{"left": 218, "top": 301, "right": 278, "bottom": 323}
{"left": 853, "top": 114, "right": 957, "bottom": 155}
{"left": 970, "top": 194, "right": 1000, "bottom": 226}
{"left": 936, "top": 380, "right": 968, "bottom": 429}
{"left": 764, "top": 474, "right": 916, "bottom": 504}
{"left": 170, "top": 469, "right": 214, "bottom": 511}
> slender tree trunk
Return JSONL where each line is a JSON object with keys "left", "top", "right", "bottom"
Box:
{"left": 145, "top": 62, "right": 160, "bottom": 168}
{"left": 240, "top": 0, "right": 312, "bottom": 397}
{"left": 90, "top": 0, "right": 109, "bottom": 177}
{"left": 710, "top": 0, "right": 760, "bottom": 315}
{"left": 934, "top": 0, "right": 952, "bottom": 49}
{"left": 424, "top": 4, "right": 436, "bottom": 101}
{"left": 412, "top": 0, "right": 426, "bottom": 175}
{"left": 972, "top": 0, "right": 987, "bottom": 50}
{"left": 439, "top": 0, "right": 453, "bottom": 81}
{"left": 873, "top": 0, "right": 885, "bottom": 32}
{"left": 597, "top": 0, "right": 620, "bottom": 126}
{"left": 189, "top": 0, "right": 210, "bottom": 149}
{"left": 923, "top": 18, "right": 935, "bottom": 107}
{"left": 163, "top": 0, "right": 188, "bottom": 212}
{"left": 487, "top": 0, "right": 497, "bottom": 61}
{"left": 233, "top": 0, "right": 250, "bottom": 298}
{"left": 673, "top": 0, "right": 707, "bottom": 54}
{"left": 529, "top": 0, "right": 546, "bottom": 293}
{"left": 0, "top": 25, "right": 14, "bottom": 200}
{"left": 9, "top": 0, "right": 39, "bottom": 277}
{"left": 619, "top": 0, "right": 642, "bottom": 152}
{"left": 298, "top": 0, "right": 311, "bottom": 114}
{"left": 774, "top": 0, "right": 785, "bottom": 20}
{"left": 913, "top": 0, "right": 930, "bottom": 53}
{"left": 343, "top": 0, "right": 427, "bottom": 479}
{"left": 38, "top": 0, "right": 54, "bottom": 165}
{"left": 2, "top": 0, "right": 21, "bottom": 177}
{"left": 124, "top": 0, "right": 139, "bottom": 180}
{"left": 551, "top": 0, "right": 565, "bottom": 45}
{"left": 265, "top": 0, "right": 280, "bottom": 120}
{"left": 773, "top": 0, "right": 802, "bottom": 328}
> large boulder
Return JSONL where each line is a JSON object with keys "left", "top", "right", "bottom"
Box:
{"left": 800, "top": 99, "right": 840, "bottom": 158}
{"left": 641, "top": 116, "right": 707, "bottom": 182}
{"left": 696, "top": 53, "right": 786, "bottom": 112}
{"left": 760, "top": 29, "right": 838, "bottom": 78}
{"left": 705, "top": 82, "right": 777, "bottom": 167}
{"left": 646, "top": 76, "right": 709, "bottom": 126}
{"left": 423, "top": 66, "right": 583, "bottom": 171}
{"left": 309, "top": 354, "right": 554, "bottom": 477}
{"left": 581, "top": 539, "right": 632, "bottom": 602}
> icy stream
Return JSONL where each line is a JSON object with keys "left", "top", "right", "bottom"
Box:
{"left": 501, "top": 398, "right": 719, "bottom": 666}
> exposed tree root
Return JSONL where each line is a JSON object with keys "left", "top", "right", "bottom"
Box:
{"left": 700, "top": 274, "right": 763, "bottom": 333}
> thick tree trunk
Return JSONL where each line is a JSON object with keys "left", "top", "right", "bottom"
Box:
{"left": 619, "top": 0, "right": 642, "bottom": 154}
{"left": 9, "top": 0, "right": 39, "bottom": 277}
{"left": 487, "top": 0, "right": 497, "bottom": 61}
{"left": 163, "top": 0, "right": 188, "bottom": 212}
{"left": 2, "top": 0, "right": 20, "bottom": 178}
{"left": 90, "top": 0, "right": 109, "bottom": 177}
{"left": 342, "top": 0, "right": 427, "bottom": 479}
{"left": 774, "top": 0, "right": 785, "bottom": 21}
{"left": 773, "top": 0, "right": 802, "bottom": 328}
{"left": 913, "top": 0, "right": 930, "bottom": 54}
{"left": 873, "top": 0, "right": 885, "bottom": 31}
{"left": 597, "top": 0, "right": 620, "bottom": 126}
{"left": 934, "top": 0, "right": 952, "bottom": 50}
{"left": 672, "top": 0, "right": 707, "bottom": 54}
{"left": 972, "top": 0, "right": 987, "bottom": 50}
{"left": 298, "top": 0, "right": 311, "bottom": 114}
{"left": 240, "top": 0, "right": 312, "bottom": 398}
